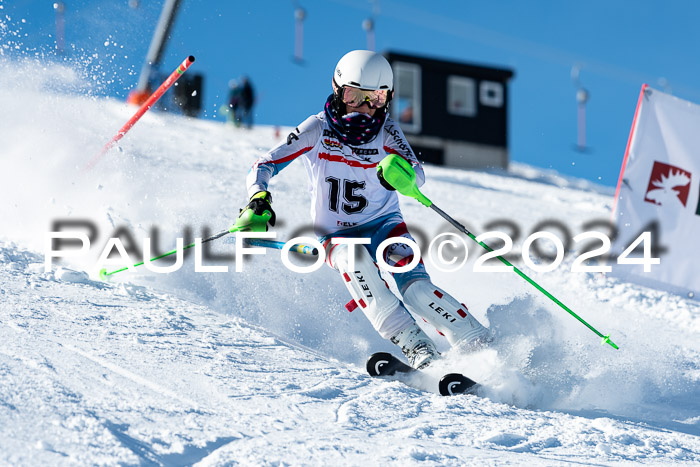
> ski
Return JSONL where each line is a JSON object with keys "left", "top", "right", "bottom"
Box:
{"left": 366, "top": 352, "right": 479, "bottom": 396}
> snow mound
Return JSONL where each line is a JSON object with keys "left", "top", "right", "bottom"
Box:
{"left": 54, "top": 267, "right": 91, "bottom": 284}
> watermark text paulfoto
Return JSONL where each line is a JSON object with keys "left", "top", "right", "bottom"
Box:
{"left": 44, "top": 218, "right": 664, "bottom": 275}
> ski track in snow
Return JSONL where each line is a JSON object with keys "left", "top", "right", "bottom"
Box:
{"left": 0, "top": 58, "right": 699, "bottom": 465}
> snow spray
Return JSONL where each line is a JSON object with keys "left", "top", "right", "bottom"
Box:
{"left": 84, "top": 55, "right": 196, "bottom": 170}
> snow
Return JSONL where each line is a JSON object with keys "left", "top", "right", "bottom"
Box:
{"left": 1, "top": 57, "right": 699, "bottom": 465}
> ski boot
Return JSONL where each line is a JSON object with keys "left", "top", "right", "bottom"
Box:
{"left": 390, "top": 322, "right": 440, "bottom": 369}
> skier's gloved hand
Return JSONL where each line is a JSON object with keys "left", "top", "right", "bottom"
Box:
{"left": 377, "top": 166, "right": 396, "bottom": 191}
{"left": 231, "top": 191, "right": 276, "bottom": 232}
{"left": 377, "top": 154, "right": 419, "bottom": 198}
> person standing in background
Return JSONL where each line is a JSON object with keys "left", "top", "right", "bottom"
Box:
{"left": 236, "top": 76, "right": 255, "bottom": 129}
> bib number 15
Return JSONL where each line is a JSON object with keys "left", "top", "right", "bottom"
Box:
{"left": 326, "top": 177, "right": 368, "bottom": 214}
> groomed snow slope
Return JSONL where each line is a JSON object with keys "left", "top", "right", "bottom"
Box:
{"left": 1, "top": 59, "right": 699, "bottom": 465}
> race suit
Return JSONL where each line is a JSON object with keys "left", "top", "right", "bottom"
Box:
{"left": 246, "top": 112, "right": 422, "bottom": 237}
{"left": 245, "top": 111, "right": 490, "bottom": 346}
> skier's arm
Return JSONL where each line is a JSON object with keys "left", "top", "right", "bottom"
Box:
{"left": 246, "top": 115, "right": 321, "bottom": 197}
{"left": 382, "top": 118, "right": 425, "bottom": 187}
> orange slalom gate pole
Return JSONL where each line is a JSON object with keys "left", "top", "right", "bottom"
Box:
{"left": 85, "top": 55, "right": 195, "bottom": 170}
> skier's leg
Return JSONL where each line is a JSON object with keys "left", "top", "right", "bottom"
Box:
{"left": 401, "top": 280, "right": 491, "bottom": 351}
{"left": 328, "top": 241, "right": 407, "bottom": 338}
{"left": 372, "top": 219, "right": 491, "bottom": 352}
{"left": 327, "top": 241, "right": 438, "bottom": 368}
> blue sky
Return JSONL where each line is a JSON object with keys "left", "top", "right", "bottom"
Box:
{"left": 4, "top": 0, "right": 700, "bottom": 187}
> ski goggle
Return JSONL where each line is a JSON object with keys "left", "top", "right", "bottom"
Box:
{"left": 341, "top": 86, "right": 390, "bottom": 109}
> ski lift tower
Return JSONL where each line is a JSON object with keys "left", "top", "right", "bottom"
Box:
{"left": 128, "top": 0, "right": 183, "bottom": 105}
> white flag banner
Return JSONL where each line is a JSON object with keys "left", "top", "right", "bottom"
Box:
{"left": 612, "top": 85, "right": 700, "bottom": 298}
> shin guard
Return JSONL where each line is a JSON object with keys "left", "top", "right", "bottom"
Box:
{"left": 329, "top": 243, "right": 413, "bottom": 339}
{"left": 402, "top": 280, "right": 490, "bottom": 348}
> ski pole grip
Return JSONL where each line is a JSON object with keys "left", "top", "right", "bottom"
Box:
{"left": 378, "top": 154, "right": 415, "bottom": 191}
{"left": 378, "top": 154, "right": 432, "bottom": 207}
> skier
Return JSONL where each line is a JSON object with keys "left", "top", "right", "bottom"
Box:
{"left": 233, "top": 50, "right": 491, "bottom": 369}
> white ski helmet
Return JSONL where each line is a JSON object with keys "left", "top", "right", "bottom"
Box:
{"left": 333, "top": 50, "right": 393, "bottom": 91}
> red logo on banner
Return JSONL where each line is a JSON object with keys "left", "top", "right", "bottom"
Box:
{"left": 644, "top": 161, "right": 692, "bottom": 207}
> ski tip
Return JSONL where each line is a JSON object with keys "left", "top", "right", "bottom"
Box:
{"left": 98, "top": 268, "right": 108, "bottom": 281}
{"left": 438, "top": 373, "right": 479, "bottom": 396}
{"left": 366, "top": 352, "right": 393, "bottom": 377}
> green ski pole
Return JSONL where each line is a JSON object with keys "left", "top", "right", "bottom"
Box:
{"left": 378, "top": 153, "right": 618, "bottom": 350}
{"left": 99, "top": 226, "right": 319, "bottom": 279}
{"left": 99, "top": 228, "right": 231, "bottom": 280}
{"left": 100, "top": 202, "right": 275, "bottom": 279}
